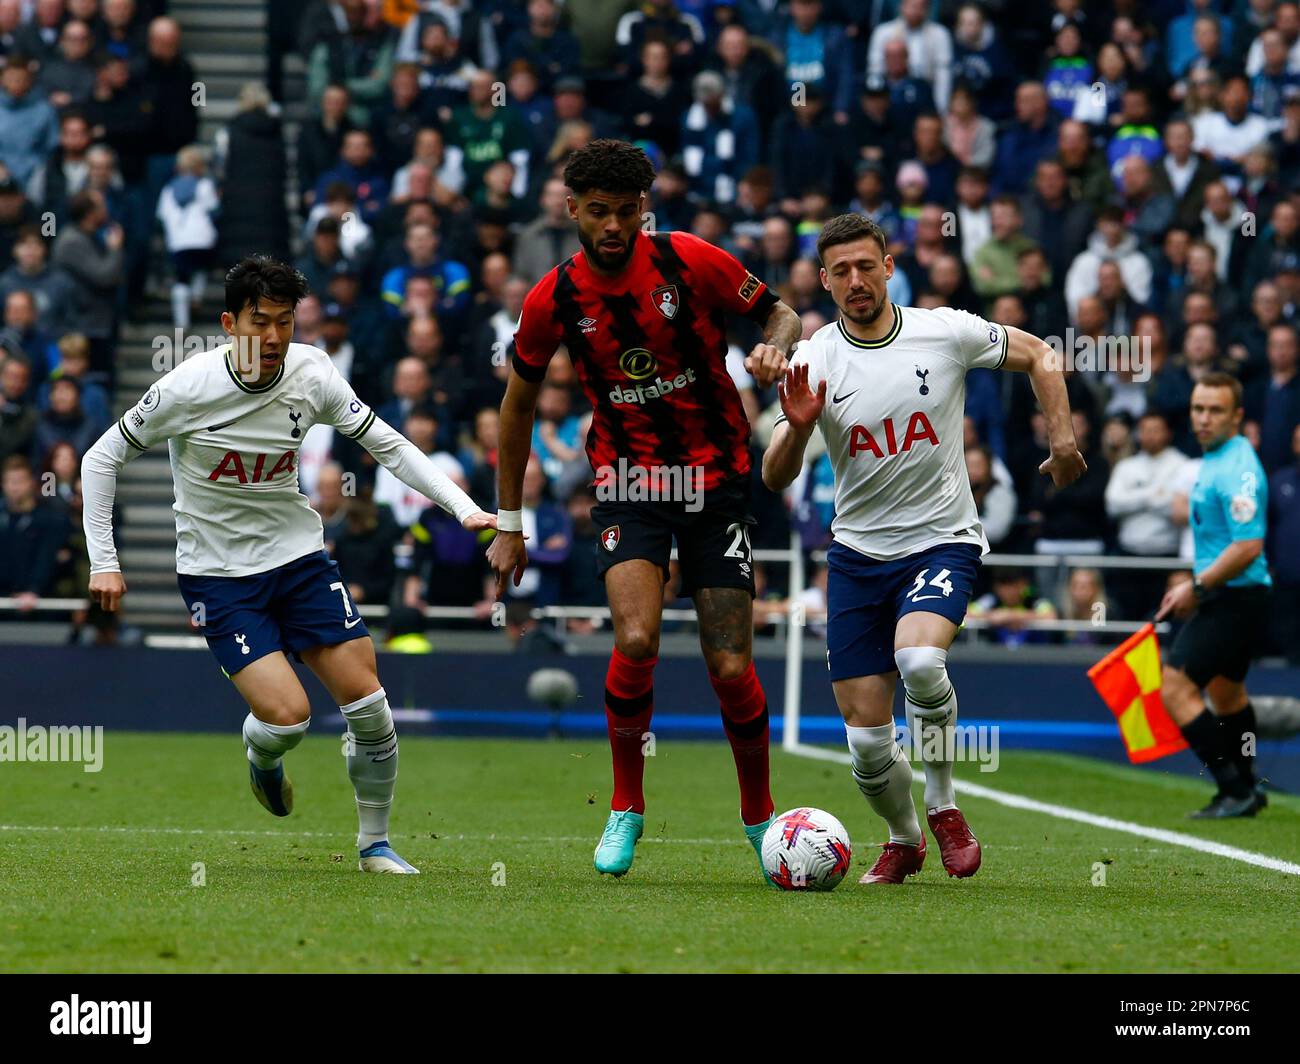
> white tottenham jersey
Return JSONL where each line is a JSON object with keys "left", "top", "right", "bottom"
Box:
{"left": 82, "top": 342, "right": 480, "bottom": 577}
{"left": 783, "top": 304, "right": 1008, "bottom": 560}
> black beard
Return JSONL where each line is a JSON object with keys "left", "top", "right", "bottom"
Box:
{"left": 579, "top": 228, "right": 637, "bottom": 272}
{"left": 843, "top": 294, "right": 885, "bottom": 325}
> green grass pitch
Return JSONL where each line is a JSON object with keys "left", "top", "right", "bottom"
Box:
{"left": 2, "top": 733, "right": 1298, "bottom": 972}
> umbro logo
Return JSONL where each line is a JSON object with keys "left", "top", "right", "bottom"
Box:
{"left": 578, "top": 316, "right": 597, "bottom": 333}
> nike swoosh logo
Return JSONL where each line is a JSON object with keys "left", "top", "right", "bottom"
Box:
{"left": 833, "top": 390, "right": 858, "bottom": 403}
{"left": 344, "top": 617, "right": 363, "bottom": 629}
{"left": 910, "top": 594, "right": 948, "bottom": 602}
{"left": 206, "top": 416, "right": 244, "bottom": 432}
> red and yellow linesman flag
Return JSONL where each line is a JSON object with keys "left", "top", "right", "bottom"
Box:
{"left": 1087, "top": 623, "right": 1188, "bottom": 763}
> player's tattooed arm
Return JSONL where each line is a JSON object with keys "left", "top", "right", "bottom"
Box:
{"left": 695, "top": 587, "right": 755, "bottom": 674}
{"left": 1001, "top": 325, "right": 1087, "bottom": 489}
{"left": 745, "top": 300, "right": 801, "bottom": 387}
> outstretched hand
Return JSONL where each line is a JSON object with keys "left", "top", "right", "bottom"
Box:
{"left": 776, "top": 362, "right": 827, "bottom": 434}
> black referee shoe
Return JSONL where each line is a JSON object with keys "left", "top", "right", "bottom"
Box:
{"left": 1187, "top": 790, "right": 1264, "bottom": 819}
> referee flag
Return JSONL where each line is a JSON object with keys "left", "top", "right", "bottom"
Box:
{"left": 1087, "top": 623, "right": 1188, "bottom": 763}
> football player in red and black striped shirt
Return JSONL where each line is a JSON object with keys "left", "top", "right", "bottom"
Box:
{"left": 487, "top": 140, "right": 802, "bottom": 881}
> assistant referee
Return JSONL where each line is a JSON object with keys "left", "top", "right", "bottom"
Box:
{"left": 1156, "top": 372, "right": 1272, "bottom": 819}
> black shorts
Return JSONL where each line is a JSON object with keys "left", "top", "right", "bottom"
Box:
{"left": 1166, "top": 585, "right": 1272, "bottom": 687}
{"left": 591, "top": 476, "right": 756, "bottom": 599}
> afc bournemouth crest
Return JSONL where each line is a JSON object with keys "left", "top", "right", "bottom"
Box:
{"left": 601, "top": 525, "right": 621, "bottom": 552}
{"left": 651, "top": 284, "right": 679, "bottom": 319}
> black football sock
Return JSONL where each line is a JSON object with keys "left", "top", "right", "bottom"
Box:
{"left": 1181, "top": 710, "right": 1250, "bottom": 799}
{"left": 1220, "top": 701, "right": 1258, "bottom": 788}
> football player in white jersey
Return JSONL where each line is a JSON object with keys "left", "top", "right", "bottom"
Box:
{"left": 80, "top": 257, "right": 497, "bottom": 874}
{"left": 763, "top": 215, "right": 1086, "bottom": 884}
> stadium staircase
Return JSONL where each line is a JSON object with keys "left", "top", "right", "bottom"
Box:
{"left": 110, "top": 0, "right": 309, "bottom": 630}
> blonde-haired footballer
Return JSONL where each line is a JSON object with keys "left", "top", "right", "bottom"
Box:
{"left": 763, "top": 214, "right": 1086, "bottom": 884}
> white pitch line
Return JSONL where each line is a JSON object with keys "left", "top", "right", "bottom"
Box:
{"left": 0, "top": 824, "right": 735, "bottom": 846}
{"left": 786, "top": 742, "right": 1300, "bottom": 877}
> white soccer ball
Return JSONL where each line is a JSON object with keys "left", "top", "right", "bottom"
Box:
{"left": 761, "top": 807, "right": 852, "bottom": 891}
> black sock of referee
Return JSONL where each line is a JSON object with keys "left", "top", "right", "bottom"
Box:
{"left": 1219, "top": 702, "right": 1258, "bottom": 788}
{"left": 1180, "top": 710, "right": 1251, "bottom": 799}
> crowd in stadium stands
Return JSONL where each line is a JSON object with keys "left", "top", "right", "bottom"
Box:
{"left": 1, "top": 0, "right": 1299, "bottom": 658}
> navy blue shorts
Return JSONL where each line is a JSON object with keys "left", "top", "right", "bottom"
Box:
{"left": 826, "top": 540, "right": 981, "bottom": 681}
{"left": 177, "top": 550, "right": 369, "bottom": 676}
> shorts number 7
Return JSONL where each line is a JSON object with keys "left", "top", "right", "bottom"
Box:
{"left": 329, "top": 580, "right": 355, "bottom": 618}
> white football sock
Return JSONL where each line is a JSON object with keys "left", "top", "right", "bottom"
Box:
{"left": 845, "top": 722, "right": 922, "bottom": 846}
{"left": 341, "top": 688, "right": 398, "bottom": 850}
{"left": 896, "top": 645, "right": 958, "bottom": 813}
{"left": 242, "top": 714, "right": 309, "bottom": 769}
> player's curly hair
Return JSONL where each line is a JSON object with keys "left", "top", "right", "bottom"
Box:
{"left": 562, "top": 139, "right": 656, "bottom": 197}
{"left": 224, "top": 255, "right": 310, "bottom": 315}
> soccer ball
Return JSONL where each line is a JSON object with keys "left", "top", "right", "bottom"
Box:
{"left": 761, "top": 807, "right": 852, "bottom": 891}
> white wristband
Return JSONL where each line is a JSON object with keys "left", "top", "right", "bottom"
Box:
{"left": 496, "top": 508, "right": 523, "bottom": 533}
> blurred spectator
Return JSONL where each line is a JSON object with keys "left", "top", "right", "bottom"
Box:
{"left": 868, "top": 0, "right": 953, "bottom": 113}
{"left": 0, "top": 54, "right": 59, "bottom": 188}
{"left": 1192, "top": 75, "right": 1272, "bottom": 173}
{"left": 682, "top": 68, "right": 758, "bottom": 204}
{"left": 328, "top": 494, "right": 401, "bottom": 607}
{"left": 26, "top": 109, "right": 93, "bottom": 221}
{"left": 155, "top": 145, "right": 218, "bottom": 329}
{"left": 0, "top": 453, "right": 69, "bottom": 603}
{"left": 1055, "top": 117, "right": 1111, "bottom": 216}
{"left": 1266, "top": 423, "right": 1300, "bottom": 663}
{"left": 992, "top": 82, "right": 1058, "bottom": 195}
{"left": 1244, "top": 322, "right": 1300, "bottom": 474}
{"left": 623, "top": 38, "right": 690, "bottom": 157}
{"left": 531, "top": 380, "right": 586, "bottom": 483}
{"left": 950, "top": 3, "right": 1015, "bottom": 120}
{"left": 501, "top": 0, "right": 581, "bottom": 94}
{"left": 51, "top": 189, "right": 123, "bottom": 377}
{"left": 38, "top": 19, "right": 97, "bottom": 110}
{"left": 966, "top": 443, "right": 1015, "bottom": 547}
{"left": 315, "top": 128, "right": 390, "bottom": 224}
{"left": 0, "top": 227, "right": 77, "bottom": 337}
{"left": 1163, "top": 118, "right": 1218, "bottom": 228}
{"left": 1105, "top": 411, "right": 1190, "bottom": 617}
{"left": 1116, "top": 155, "right": 1175, "bottom": 259}
{"left": 40, "top": 333, "right": 109, "bottom": 428}
{"left": 943, "top": 82, "right": 995, "bottom": 169}
{"left": 306, "top": 0, "right": 396, "bottom": 127}
{"left": 15, "top": 0, "right": 66, "bottom": 66}
{"left": 1151, "top": 321, "right": 1223, "bottom": 454}
{"left": 615, "top": 0, "right": 704, "bottom": 79}
{"left": 369, "top": 62, "right": 438, "bottom": 175}
{"left": 217, "top": 83, "right": 290, "bottom": 262}
{"left": 1058, "top": 567, "right": 1115, "bottom": 645}
{"left": 33, "top": 375, "right": 98, "bottom": 458}
{"left": 1028, "top": 410, "right": 1110, "bottom": 554}
{"left": 968, "top": 568, "right": 1058, "bottom": 647}
{"left": 707, "top": 22, "right": 782, "bottom": 143}
{"left": 374, "top": 406, "right": 461, "bottom": 527}
{"left": 504, "top": 451, "right": 572, "bottom": 610}
{"left": 446, "top": 69, "right": 530, "bottom": 194}
{"left": 1065, "top": 207, "right": 1154, "bottom": 317}
{"left": 297, "top": 83, "right": 353, "bottom": 209}
{"left": 1, "top": 289, "right": 56, "bottom": 383}
{"left": 971, "top": 195, "right": 1036, "bottom": 299}
{"left": 514, "top": 177, "right": 579, "bottom": 284}
{"left": 1227, "top": 280, "right": 1284, "bottom": 385}
{"left": 0, "top": 353, "right": 35, "bottom": 460}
